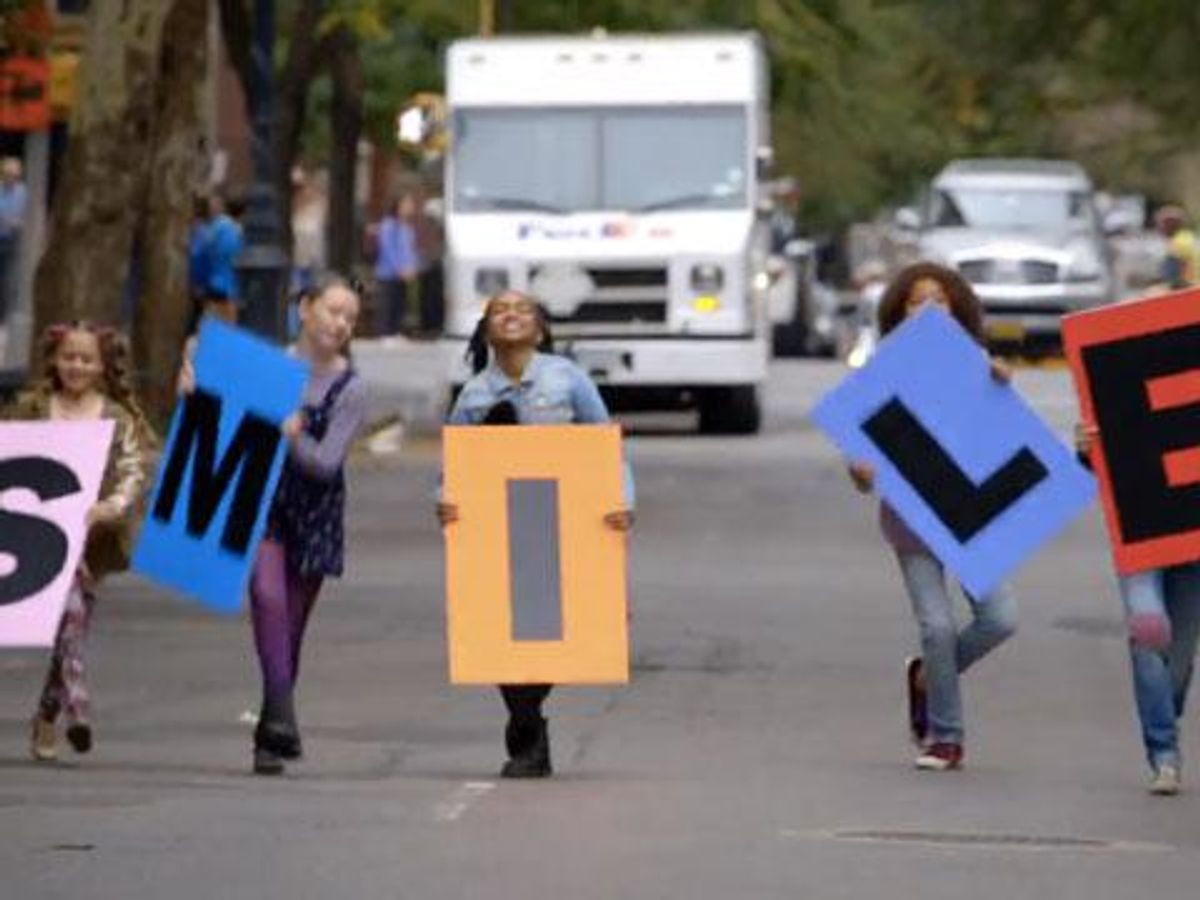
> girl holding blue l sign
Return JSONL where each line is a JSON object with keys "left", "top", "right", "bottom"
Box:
{"left": 845, "top": 263, "right": 1018, "bottom": 773}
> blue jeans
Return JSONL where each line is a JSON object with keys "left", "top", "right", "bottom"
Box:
{"left": 897, "top": 552, "right": 1018, "bottom": 744}
{"left": 1118, "top": 564, "right": 1200, "bottom": 769}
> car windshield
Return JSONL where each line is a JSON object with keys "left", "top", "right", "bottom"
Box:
{"left": 929, "top": 187, "right": 1094, "bottom": 232}
{"left": 452, "top": 106, "right": 748, "bottom": 214}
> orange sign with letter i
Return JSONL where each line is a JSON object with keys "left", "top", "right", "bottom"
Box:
{"left": 442, "top": 425, "right": 629, "bottom": 684}
{"left": 1064, "top": 286, "right": 1200, "bottom": 573}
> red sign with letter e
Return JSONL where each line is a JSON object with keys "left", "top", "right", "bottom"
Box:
{"left": 1064, "top": 287, "right": 1200, "bottom": 573}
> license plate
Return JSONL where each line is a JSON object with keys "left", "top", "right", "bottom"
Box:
{"left": 987, "top": 320, "right": 1026, "bottom": 341}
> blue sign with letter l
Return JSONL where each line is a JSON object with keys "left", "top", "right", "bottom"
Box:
{"left": 133, "top": 319, "right": 309, "bottom": 613}
{"left": 811, "top": 306, "right": 1095, "bottom": 598}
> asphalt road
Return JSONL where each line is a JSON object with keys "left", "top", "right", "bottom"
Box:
{"left": 2, "top": 358, "right": 1198, "bottom": 900}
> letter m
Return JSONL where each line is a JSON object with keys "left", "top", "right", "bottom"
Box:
{"left": 152, "top": 389, "right": 282, "bottom": 555}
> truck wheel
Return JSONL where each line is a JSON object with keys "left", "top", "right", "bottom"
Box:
{"left": 772, "top": 318, "right": 808, "bottom": 357}
{"left": 698, "top": 386, "right": 761, "bottom": 435}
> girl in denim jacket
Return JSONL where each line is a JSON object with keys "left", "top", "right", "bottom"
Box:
{"left": 438, "top": 290, "right": 634, "bottom": 778}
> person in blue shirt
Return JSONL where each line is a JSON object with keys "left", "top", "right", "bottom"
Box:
{"left": 373, "top": 194, "right": 420, "bottom": 336}
{"left": 438, "top": 289, "right": 635, "bottom": 778}
{"left": 0, "top": 156, "right": 28, "bottom": 322}
{"left": 200, "top": 193, "right": 246, "bottom": 322}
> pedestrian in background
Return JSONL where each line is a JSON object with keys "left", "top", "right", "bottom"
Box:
{"left": 414, "top": 194, "right": 445, "bottom": 337}
{"left": 437, "top": 289, "right": 635, "bottom": 778}
{"left": 373, "top": 194, "right": 420, "bottom": 336}
{"left": 0, "top": 156, "right": 28, "bottom": 322}
{"left": 6, "top": 322, "right": 152, "bottom": 763}
{"left": 1075, "top": 422, "right": 1199, "bottom": 795}
{"left": 846, "top": 262, "right": 1018, "bottom": 772}
{"left": 200, "top": 192, "right": 247, "bottom": 323}
{"left": 1154, "top": 205, "right": 1200, "bottom": 289}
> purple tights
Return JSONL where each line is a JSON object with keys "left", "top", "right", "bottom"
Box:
{"left": 250, "top": 539, "right": 323, "bottom": 705}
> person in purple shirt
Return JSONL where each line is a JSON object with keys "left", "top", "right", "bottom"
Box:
{"left": 373, "top": 194, "right": 420, "bottom": 335}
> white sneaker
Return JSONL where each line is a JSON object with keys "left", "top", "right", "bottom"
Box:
{"left": 1149, "top": 763, "right": 1181, "bottom": 796}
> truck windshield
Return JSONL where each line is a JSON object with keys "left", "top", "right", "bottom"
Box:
{"left": 452, "top": 106, "right": 747, "bottom": 214}
{"left": 929, "top": 187, "right": 1094, "bottom": 233}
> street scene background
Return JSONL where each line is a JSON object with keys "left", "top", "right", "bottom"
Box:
{"left": 2, "top": 2, "right": 1200, "bottom": 898}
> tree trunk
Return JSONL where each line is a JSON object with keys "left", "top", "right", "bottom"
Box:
{"left": 327, "top": 24, "right": 363, "bottom": 273}
{"left": 32, "top": 0, "right": 173, "bottom": 335}
{"left": 134, "top": 0, "right": 210, "bottom": 425}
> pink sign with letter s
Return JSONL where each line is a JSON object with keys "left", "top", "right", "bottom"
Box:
{"left": 0, "top": 420, "right": 114, "bottom": 646}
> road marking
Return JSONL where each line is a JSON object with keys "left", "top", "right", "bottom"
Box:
{"left": 433, "top": 781, "right": 495, "bottom": 823}
{"left": 781, "top": 828, "right": 1172, "bottom": 853}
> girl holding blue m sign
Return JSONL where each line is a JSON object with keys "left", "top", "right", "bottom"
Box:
{"left": 178, "top": 274, "right": 368, "bottom": 776}
{"left": 846, "top": 263, "right": 1018, "bottom": 772}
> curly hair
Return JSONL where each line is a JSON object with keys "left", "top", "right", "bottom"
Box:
{"left": 26, "top": 321, "right": 154, "bottom": 446}
{"left": 465, "top": 290, "right": 555, "bottom": 375}
{"left": 877, "top": 262, "right": 984, "bottom": 342}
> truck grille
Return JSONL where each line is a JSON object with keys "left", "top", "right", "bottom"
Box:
{"left": 530, "top": 263, "right": 670, "bottom": 334}
{"left": 959, "top": 259, "right": 1060, "bottom": 285}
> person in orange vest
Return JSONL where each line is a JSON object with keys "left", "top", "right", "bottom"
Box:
{"left": 1154, "top": 205, "right": 1200, "bottom": 289}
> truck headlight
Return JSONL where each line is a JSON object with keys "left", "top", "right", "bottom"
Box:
{"left": 690, "top": 263, "right": 724, "bottom": 293}
{"left": 474, "top": 267, "right": 509, "bottom": 296}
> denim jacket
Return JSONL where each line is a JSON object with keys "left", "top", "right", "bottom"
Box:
{"left": 447, "top": 353, "right": 635, "bottom": 507}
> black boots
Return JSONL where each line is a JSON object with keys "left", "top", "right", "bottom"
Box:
{"left": 501, "top": 715, "right": 552, "bottom": 779}
{"left": 253, "top": 693, "right": 302, "bottom": 775}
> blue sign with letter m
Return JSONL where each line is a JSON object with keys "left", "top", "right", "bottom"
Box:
{"left": 133, "top": 319, "right": 309, "bottom": 613}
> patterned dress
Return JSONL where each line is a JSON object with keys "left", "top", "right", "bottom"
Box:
{"left": 266, "top": 369, "right": 359, "bottom": 577}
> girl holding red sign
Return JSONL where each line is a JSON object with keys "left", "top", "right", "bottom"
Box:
{"left": 846, "top": 263, "right": 1018, "bottom": 772}
{"left": 5, "top": 322, "right": 152, "bottom": 762}
{"left": 1076, "top": 423, "right": 1200, "bottom": 795}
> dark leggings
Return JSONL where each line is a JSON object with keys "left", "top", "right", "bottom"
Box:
{"left": 499, "top": 684, "right": 552, "bottom": 756}
{"left": 499, "top": 684, "right": 552, "bottom": 724}
{"left": 250, "top": 539, "right": 323, "bottom": 707}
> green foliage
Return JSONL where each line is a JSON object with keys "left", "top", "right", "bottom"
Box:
{"left": 284, "top": 0, "right": 1200, "bottom": 230}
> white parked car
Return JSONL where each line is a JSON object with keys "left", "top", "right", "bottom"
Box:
{"left": 893, "top": 159, "right": 1117, "bottom": 352}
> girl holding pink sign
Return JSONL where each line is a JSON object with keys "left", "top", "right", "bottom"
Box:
{"left": 5, "top": 322, "right": 152, "bottom": 763}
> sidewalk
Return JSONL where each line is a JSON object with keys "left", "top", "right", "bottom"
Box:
{"left": 351, "top": 336, "right": 449, "bottom": 438}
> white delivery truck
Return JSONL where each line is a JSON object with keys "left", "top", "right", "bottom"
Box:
{"left": 443, "top": 32, "right": 772, "bottom": 433}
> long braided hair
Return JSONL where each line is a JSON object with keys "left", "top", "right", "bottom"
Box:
{"left": 465, "top": 289, "right": 555, "bottom": 375}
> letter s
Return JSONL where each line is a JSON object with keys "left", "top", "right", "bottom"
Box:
{"left": 0, "top": 457, "right": 82, "bottom": 606}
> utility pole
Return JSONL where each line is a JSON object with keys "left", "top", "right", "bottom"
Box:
{"left": 236, "top": 0, "right": 288, "bottom": 341}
